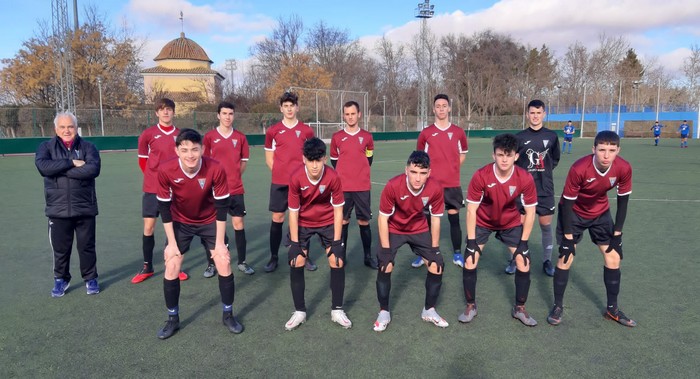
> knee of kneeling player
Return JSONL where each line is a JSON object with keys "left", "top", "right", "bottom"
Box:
{"left": 427, "top": 258, "right": 445, "bottom": 274}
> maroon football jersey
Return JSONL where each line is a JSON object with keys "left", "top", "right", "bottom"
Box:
{"left": 417, "top": 124, "right": 468, "bottom": 188}
{"left": 203, "top": 128, "right": 249, "bottom": 195}
{"left": 156, "top": 157, "right": 229, "bottom": 225}
{"left": 264, "top": 121, "right": 315, "bottom": 185}
{"left": 330, "top": 128, "right": 374, "bottom": 192}
{"left": 466, "top": 163, "right": 538, "bottom": 230}
{"left": 561, "top": 155, "right": 632, "bottom": 219}
{"left": 379, "top": 174, "right": 444, "bottom": 234}
{"left": 138, "top": 125, "right": 179, "bottom": 193}
{"left": 288, "top": 165, "right": 344, "bottom": 228}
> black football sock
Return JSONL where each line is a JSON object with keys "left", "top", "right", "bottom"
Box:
{"left": 269, "top": 221, "right": 283, "bottom": 258}
{"left": 359, "top": 224, "right": 372, "bottom": 256}
{"left": 218, "top": 273, "right": 235, "bottom": 307}
{"left": 604, "top": 267, "right": 621, "bottom": 310}
{"left": 514, "top": 269, "right": 531, "bottom": 306}
{"left": 448, "top": 213, "right": 462, "bottom": 253}
{"left": 330, "top": 267, "right": 345, "bottom": 310}
{"left": 376, "top": 271, "right": 392, "bottom": 310}
{"left": 290, "top": 266, "right": 306, "bottom": 312}
{"left": 164, "top": 278, "right": 180, "bottom": 313}
{"left": 424, "top": 272, "right": 442, "bottom": 309}
{"left": 143, "top": 234, "right": 155, "bottom": 268}
{"left": 234, "top": 229, "right": 247, "bottom": 264}
{"left": 462, "top": 268, "right": 477, "bottom": 304}
{"left": 553, "top": 268, "right": 570, "bottom": 308}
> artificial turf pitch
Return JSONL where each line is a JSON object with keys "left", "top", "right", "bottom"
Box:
{"left": 0, "top": 137, "right": 698, "bottom": 378}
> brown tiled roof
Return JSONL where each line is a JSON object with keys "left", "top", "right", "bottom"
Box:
{"left": 140, "top": 66, "right": 223, "bottom": 77}
{"left": 154, "top": 32, "right": 213, "bottom": 63}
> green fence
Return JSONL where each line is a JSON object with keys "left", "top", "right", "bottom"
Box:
{"left": 0, "top": 129, "right": 578, "bottom": 155}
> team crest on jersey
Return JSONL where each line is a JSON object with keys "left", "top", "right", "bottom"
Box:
{"left": 359, "top": 137, "right": 364, "bottom": 144}
{"left": 609, "top": 177, "right": 616, "bottom": 186}
{"left": 422, "top": 197, "right": 429, "bottom": 206}
{"left": 509, "top": 186, "right": 516, "bottom": 196}
{"left": 232, "top": 139, "right": 238, "bottom": 147}
{"left": 543, "top": 140, "right": 549, "bottom": 148}
{"left": 295, "top": 130, "right": 301, "bottom": 138}
{"left": 448, "top": 132, "right": 453, "bottom": 140}
{"left": 198, "top": 179, "right": 206, "bottom": 189}
{"left": 319, "top": 185, "right": 326, "bottom": 194}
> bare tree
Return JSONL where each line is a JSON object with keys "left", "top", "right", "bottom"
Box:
{"left": 683, "top": 44, "right": 700, "bottom": 106}
{"left": 375, "top": 36, "right": 411, "bottom": 129}
{"left": 249, "top": 14, "right": 304, "bottom": 89}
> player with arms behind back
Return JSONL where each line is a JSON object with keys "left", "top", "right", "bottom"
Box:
{"left": 412, "top": 94, "right": 468, "bottom": 269}
{"left": 330, "top": 100, "right": 378, "bottom": 269}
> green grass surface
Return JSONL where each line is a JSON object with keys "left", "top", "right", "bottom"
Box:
{"left": 1, "top": 137, "right": 698, "bottom": 378}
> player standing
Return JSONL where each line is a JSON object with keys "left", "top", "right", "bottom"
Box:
{"left": 678, "top": 120, "right": 690, "bottom": 148}
{"left": 460, "top": 134, "right": 538, "bottom": 326}
{"left": 547, "top": 131, "right": 635, "bottom": 327}
{"left": 505, "top": 100, "right": 560, "bottom": 277}
{"left": 330, "top": 101, "right": 378, "bottom": 269}
{"left": 155, "top": 129, "right": 243, "bottom": 339}
{"left": 411, "top": 94, "right": 468, "bottom": 268}
{"left": 373, "top": 151, "right": 448, "bottom": 332}
{"left": 562, "top": 121, "right": 575, "bottom": 153}
{"left": 132, "top": 98, "right": 188, "bottom": 283}
{"left": 203, "top": 101, "right": 254, "bottom": 275}
{"left": 263, "top": 92, "right": 316, "bottom": 273}
{"left": 650, "top": 121, "right": 664, "bottom": 146}
{"left": 284, "top": 138, "right": 351, "bottom": 330}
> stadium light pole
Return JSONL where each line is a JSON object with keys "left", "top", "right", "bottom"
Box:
{"left": 382, "top": 95, "right": 387, "bottom": 132}
{"left": 415, "top": 0, "right": 434, "bottom": 130}
{"left": 225, "top": 59, "right": 237, "bottom": 97}
{"left": 556, "top": 84, "right": 562, "bottom": 114}
{"left": 97, "top": 76, "right": 104, "bottom": 136}
{"left": 616, "top": 80, "right": 622, "bottom": 133}
{"left": 580, "top": 83, "right": 586, "bottom": 137}
{"left": 655, "top": 77, "right": 661, "bottom": 121}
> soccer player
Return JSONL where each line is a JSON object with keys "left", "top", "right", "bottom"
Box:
{"left": 460, "top": 133, "right": 538, "bottom": 326}
{"left": 132, "top": 98, "right": 188, "bottom": 284}
{"left": 155, "top": 129, "right": 243, "bottom": 339}
{"left": 411, "top": 94, "right": 468, "bottom": 268}
{"left": 373, "top": 151, "right": 448, "bottom": 332}
{"left": 284, "top": 137, "right": 350, "bottom": 330}
{"left": 563, "top": 120, "right": 575, "bottom": 153}
{"left": 36, "top": 112, "right": 101, "bottom": 297}
{"left": 505, "top": 100, "right": 561, "bottom": 277}
{"left": 650, "top": 121, "right": 664, "bottom": 146}
{"left": 263, "top": 92, "right": 316, "bottom": 273}
{"left": 547, "top": 130, "right": 635, "bottom": 327}
{"left": 203, "top": 101, "right": 254, "bottom": 276}
{"left": 330, "top": 100, "right": 378, "bottom": 269}
{"left": 678, "top": 120, "right": 690, "bottom": 148}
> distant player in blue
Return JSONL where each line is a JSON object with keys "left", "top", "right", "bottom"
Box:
{"left": 562, "top": 121, "right": 575, "bottom": 154}
{"left": 650, "top": 121, "right": 664, "bottom": 146}
{"left": 678, "top": 120, "right": 690, "bottom": 148}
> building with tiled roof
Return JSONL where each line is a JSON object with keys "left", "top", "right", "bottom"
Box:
{"left": 141, "top": 32, "right": 224, "bottom": 109}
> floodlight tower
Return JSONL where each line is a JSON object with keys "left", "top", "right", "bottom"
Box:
{"left": 225, "top": 59, "right": 238, "bottom": 96}
{"left": 415, "top": 0, "right": 434, "bottom": 129}
{"left": 52, "top": 0, "right": 76, "bottom": 113}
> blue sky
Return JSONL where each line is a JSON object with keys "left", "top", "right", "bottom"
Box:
{"left": 2, "top": 0, "right": 700, "bottom": 79}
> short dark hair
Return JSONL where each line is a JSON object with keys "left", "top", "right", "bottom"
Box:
{"left": 407, "top": 150, "right": 430, "bottom": 169}
{"left": 176, "top": 128, "right": 202, "bottom": 146}
{"left": 594, "top": 131, "right": 620, "bottom": 147}
{"left": 683, "top": 120, "right": 687, "bottom": 122}
{"left": 493, "top": 133, "right": 519, "bottom": 153}
{"left": 156, "top": 98, "right": 176, "bottom": 112}
{"left": 434, "top": 94, "right": 449, "bottom": 104}
{"left": 567, "top": 120, "right": 572, "bottom": 123}
{"left": 217, "top": 101, "right": 235, "bottom": 113}
{"left": 303, "top": 137, "right": 326, "bottom": 161}
{"left": 343, "top": 100, "right": 360, "bottom": 112}
{"left": 527, "top": 99, "right": 545, "bottom": 109}
{"left": 280, "top": 91, "right": 299, "bottom": 106}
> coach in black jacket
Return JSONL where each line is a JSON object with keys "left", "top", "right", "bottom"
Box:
{"left": 35, "top": 112, "right": 101, "bottom": 298}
